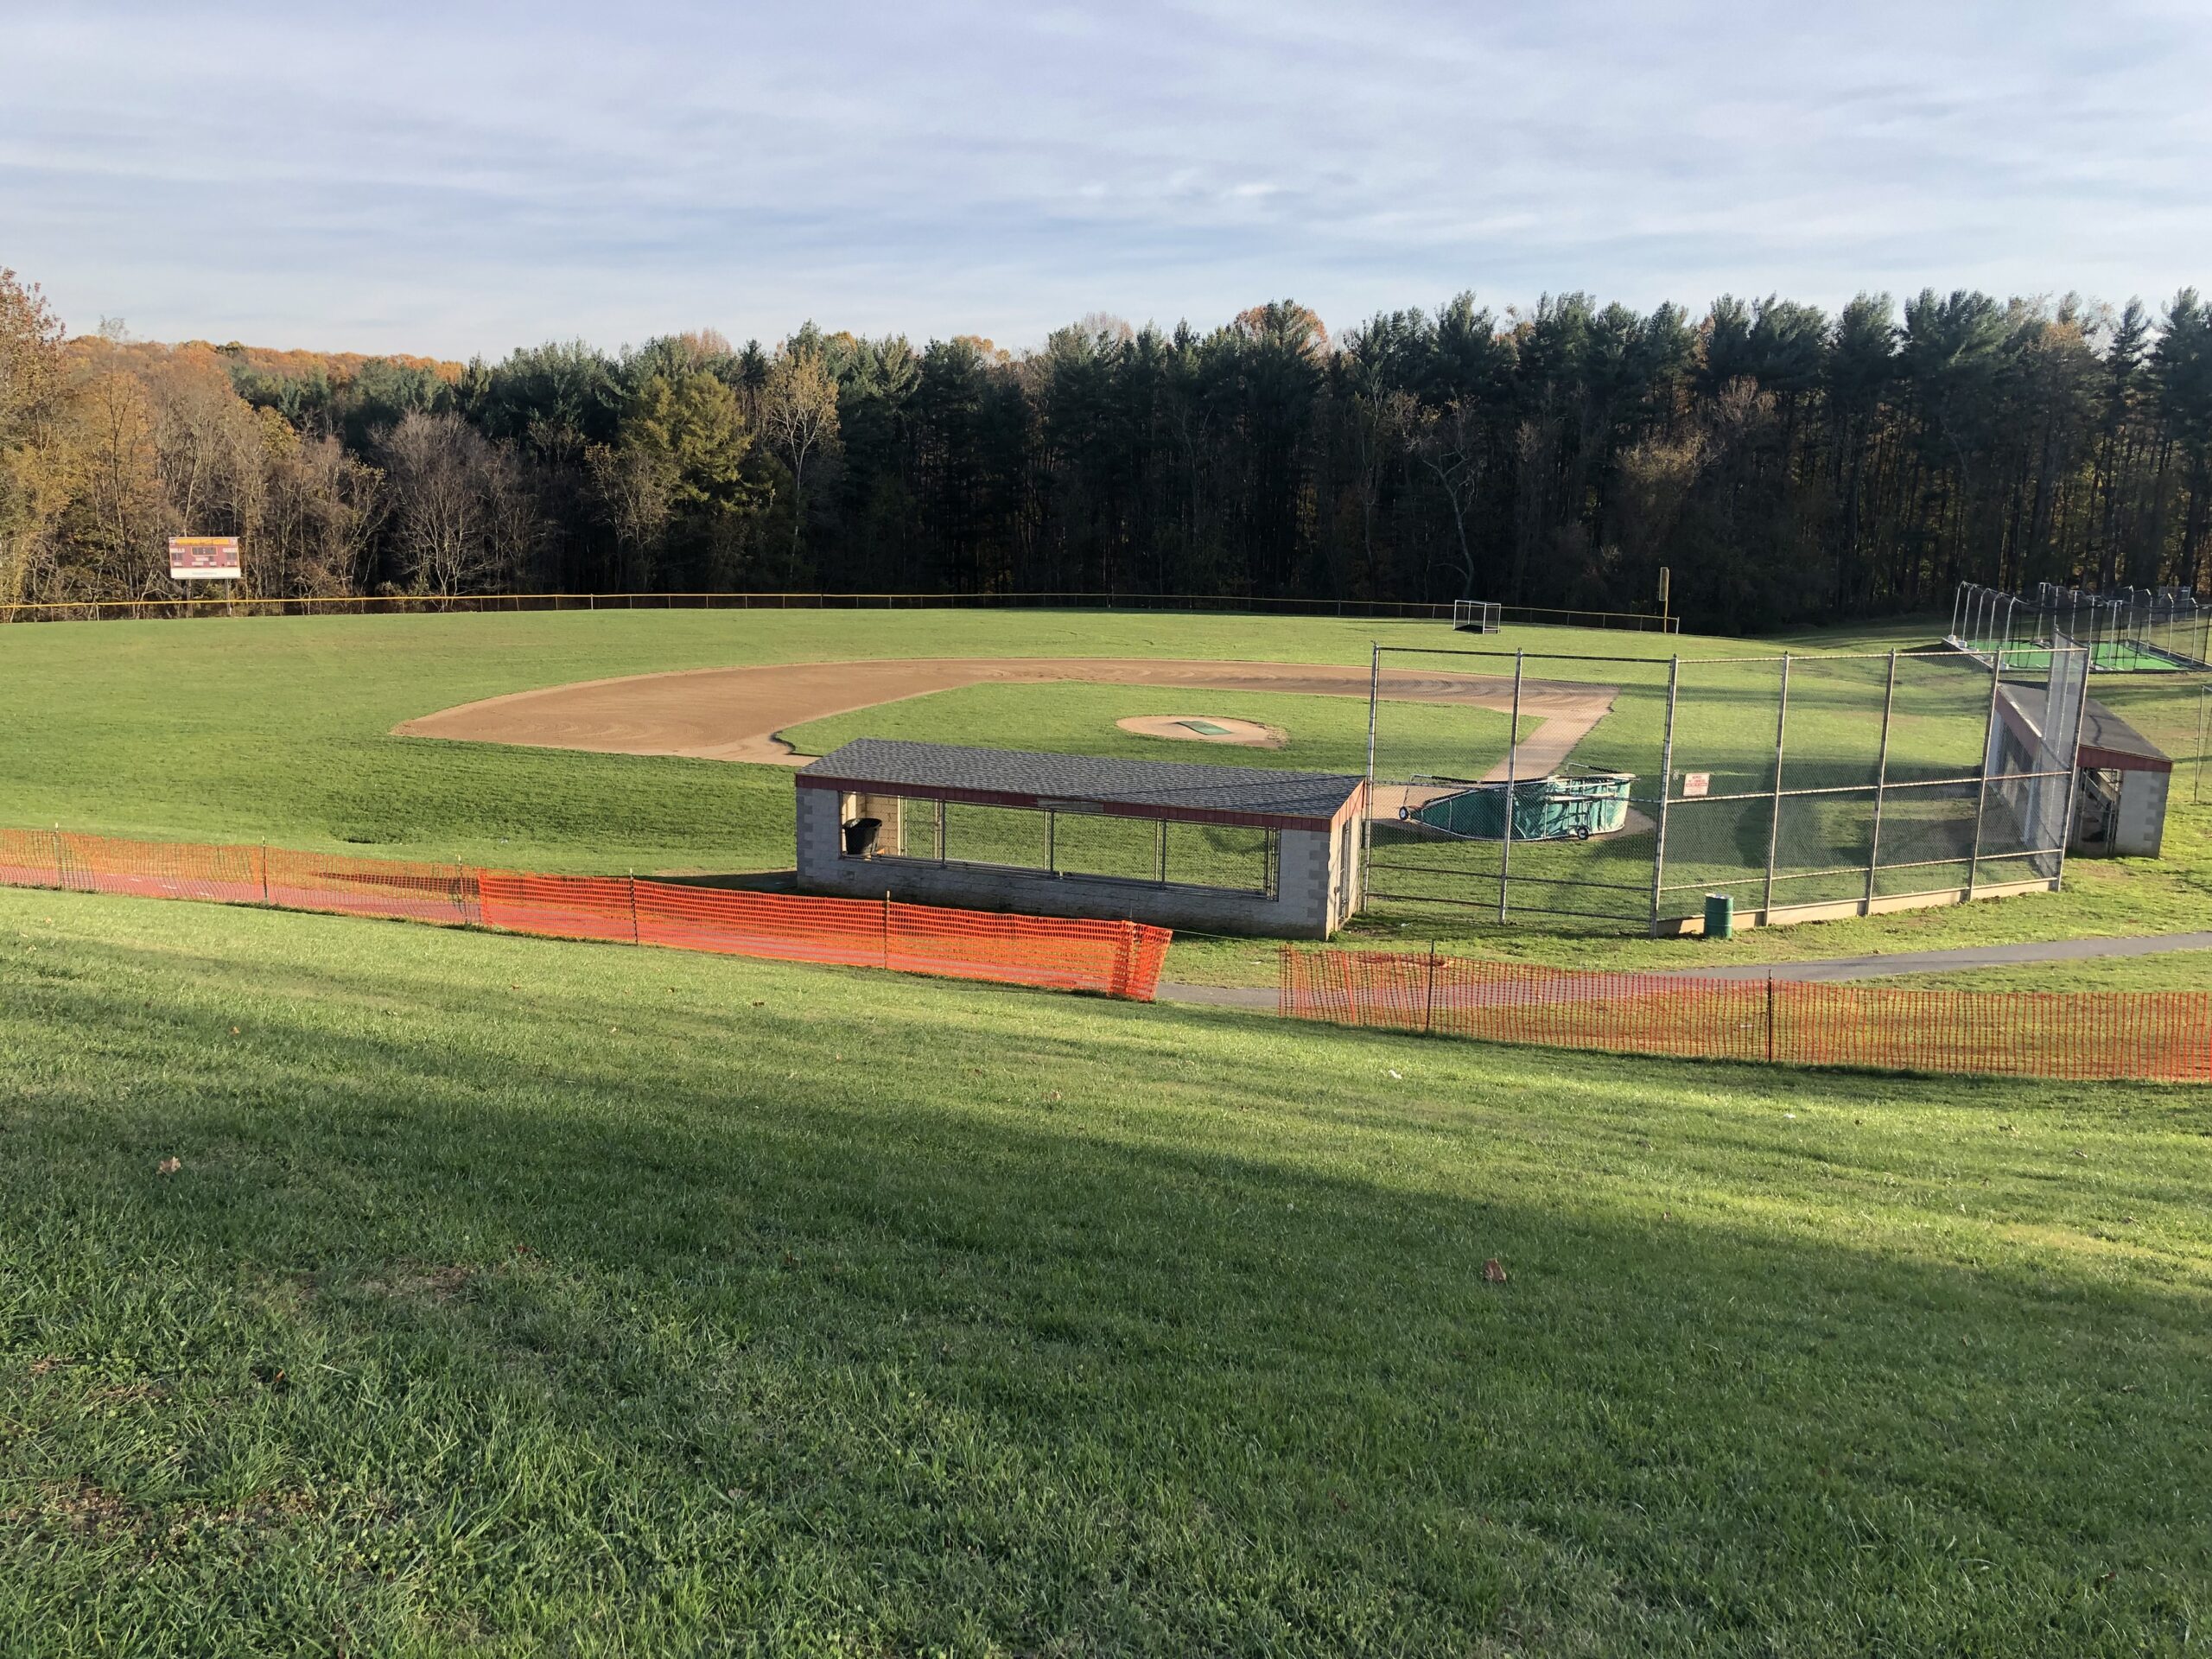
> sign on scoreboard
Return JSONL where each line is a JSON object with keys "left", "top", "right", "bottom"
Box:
{"left": 168, "top": 536, "right": 243, "bottom": 582}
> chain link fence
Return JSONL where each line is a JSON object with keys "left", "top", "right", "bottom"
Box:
{"left": 1363, "top": 641, "right": 2090, "bottom": 937}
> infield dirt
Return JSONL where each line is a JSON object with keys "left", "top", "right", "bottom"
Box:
{"left": 397, "top": 657, "right": 1617, "bottom": 782}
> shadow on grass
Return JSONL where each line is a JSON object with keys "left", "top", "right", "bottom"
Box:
{"left": 3, "top": 917, "right": 2208, "bottom": 1655}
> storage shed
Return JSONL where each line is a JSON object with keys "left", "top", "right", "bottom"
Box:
{"left": 2069, "top": 699, "right": 2175, "bottom": 857}
{"left": 795, "top": 739, "right": 1367, "bottom": 938}
{"left": 1993, "top": 688, "right": 2173, "bottom": 859}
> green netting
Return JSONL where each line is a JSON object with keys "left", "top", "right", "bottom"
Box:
{"left": 1051, "top": 812, "right": 1159, "bottom": 882}
{"left": 943, "top": 801, "right": 1049, "bottom": 869}
{"left": 1165, "top": 822, "right": 1274, "bottom": 893}
{"left": 1404, "top": 772, "right": 1632, "bottom": 841}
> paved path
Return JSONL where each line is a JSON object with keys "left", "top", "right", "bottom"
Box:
{"left": 1663, "top": 931, "right": 2212, "bottom": 982}
{"left": 1155, "top": 930, "right": 2212, "bottom": 1011}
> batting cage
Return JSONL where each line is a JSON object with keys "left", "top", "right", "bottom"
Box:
{"left": 1950, "top": 581, "right": 2212, "bottom": 673}
{"left": 1361, "top": 640, "right": 2091, "bottom": 936}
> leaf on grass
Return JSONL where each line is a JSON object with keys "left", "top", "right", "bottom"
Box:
{"left": 156, "top": 1157, "right": 181, "bottom": 1176}
{"left": 1484, "top": 1258, "right": 1509, "bottom": 1284}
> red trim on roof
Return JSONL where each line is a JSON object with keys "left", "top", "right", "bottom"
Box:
{"left": 1995, "top": 691, "right": 2171, "bottom": 774}
{"left": 2078, "top": 744, "right": 2172, "bottom": 774}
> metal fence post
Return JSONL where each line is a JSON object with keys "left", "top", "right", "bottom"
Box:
{"left": 1967, "top": 654, "right": 2005, "bottom": 897}
{"left": 628, "top": 874, "right": 640, "bottom": 944}
{"left": 2196, "top": 681, "right": 2209, "bottom": 806}
{"left": 1425, "top": 940, "right": 1438, "bottom": 1035}
{"left": 1648, "top": 657, "right": 1681, "bottom": 937}
{"left": 260, "top": 842, "right": 271, "bottom": 906}
{"left": 1862, "top": 652, "right": 1899, "bottom": 913}
{"left": 882, "top": 891, "right": 892, "bottom": 969}
{"left": 2053, "top": 644, "right": 2094, "bottom": 891}
{"left": 1761, "top": 654, "right": 1792, "bottom": 920}
{"left": 1498, "top": 649, "right": 1524, "bottom": 923}
{"left": 1363, "top": 642, "right": 1381, "bottom": 912}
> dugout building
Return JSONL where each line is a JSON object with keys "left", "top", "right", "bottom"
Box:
{"left": 796, "top": 739, "right": 1366, "bottom": 938}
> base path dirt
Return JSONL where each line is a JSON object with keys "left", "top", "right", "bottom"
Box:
{"left": 397, "top": 657, "right": 1618, "bottom": 782}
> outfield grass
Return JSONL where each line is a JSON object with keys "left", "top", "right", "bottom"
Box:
{"left": 0, "top": 609, "right": 1624, "bottom": 876}
{"left": 2, "top": 608, "right": 2204, "bottom": 981}
{"left": 3, "top": 885, "right": 2208, "bottom": 1655}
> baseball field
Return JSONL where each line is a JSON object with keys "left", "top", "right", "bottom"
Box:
{"left": 3, "top": 607, "right": 2209, "bottom": 1655}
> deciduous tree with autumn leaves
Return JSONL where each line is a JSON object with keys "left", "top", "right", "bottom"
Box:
{"left": 6, "top": 264, "right": 2212, "bottom": 629}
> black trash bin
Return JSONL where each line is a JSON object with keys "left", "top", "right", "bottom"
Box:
{"left": 842, "top": 817, "right": 882, "bottom": 857}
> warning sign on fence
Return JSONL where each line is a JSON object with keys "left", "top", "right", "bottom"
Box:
{"left": 1681, "top": 772, "right": 1710, "bottom": 798}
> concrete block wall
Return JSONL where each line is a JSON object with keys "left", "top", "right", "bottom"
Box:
{"left": 2116, "top": 770, "right": 2170, "bottom": 857}
{"left": 796, "top": 785, "right": 846, "bottom": 871}
{"left": 1274, "top": 826, "right": 1333, "bottom": 936}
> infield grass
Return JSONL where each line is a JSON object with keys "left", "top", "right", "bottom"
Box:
{"left": 785, "top": 680, "right": 1532, "bottom": 777}
{"left": 3, "top": 884, "right": 2209, "bottom": 1655}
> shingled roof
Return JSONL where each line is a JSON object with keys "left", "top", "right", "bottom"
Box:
{"left": 798, "top": 738, "right": 1363, "bottom": 826}
{"left": 1997, "top": 687, "right": 2173, "bottom": 774}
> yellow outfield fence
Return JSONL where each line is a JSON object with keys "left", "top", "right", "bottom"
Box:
{"left": 0, "top": 589, "right": 1681, "bottom": 631}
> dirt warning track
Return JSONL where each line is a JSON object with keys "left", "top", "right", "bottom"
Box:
{"left": 396, "top": 658, "right": 1618, "bottom": 779}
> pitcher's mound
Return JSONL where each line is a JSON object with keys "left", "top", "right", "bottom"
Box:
{"left": 1116, "top": 715, "right": 1286, "bottom": 748}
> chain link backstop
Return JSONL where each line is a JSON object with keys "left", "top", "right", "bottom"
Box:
{"left": 1363, "top": 641, "right": 2091, "bottom": 936}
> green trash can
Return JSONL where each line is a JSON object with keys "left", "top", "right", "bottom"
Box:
{"left": 1703, "top": 893, "right": 1734, "bottom": 940}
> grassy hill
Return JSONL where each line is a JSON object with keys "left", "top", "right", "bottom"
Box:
{"left": 3, "top": 885, "right": 2207, "bottom": 1655}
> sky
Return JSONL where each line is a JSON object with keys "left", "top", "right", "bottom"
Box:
{"left": 7, "top": 0, "right": 2212, "bottom": 359}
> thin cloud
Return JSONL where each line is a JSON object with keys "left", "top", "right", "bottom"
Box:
{"left": 5, "top": 0, "right": 2209, "bottom": 355}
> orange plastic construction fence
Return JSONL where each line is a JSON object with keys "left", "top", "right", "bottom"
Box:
{"left": 1279, "top": 947, "right": 2212, "bottom": 1084}
{"left": 477, "top": 871, "right": 1171, "bottom": 995}
{"left": 0, "top": 828, "right": 1167, "bottom": 1001}
{"left": 0, "top": 830, "right": 484, "bottom": 925}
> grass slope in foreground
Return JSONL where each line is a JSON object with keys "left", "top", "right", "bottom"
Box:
{"left": 3, "top": 887, "right": 2207, "bottom": 1656}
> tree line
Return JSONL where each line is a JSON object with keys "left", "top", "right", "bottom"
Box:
{"left": 5, "top": 264, "right": 2212, "bottom": 630}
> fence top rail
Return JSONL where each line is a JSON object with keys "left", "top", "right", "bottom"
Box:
{"left": 1381, "top": 642, "right": 2094, "bottom": 670}
{"left": 0, "top": 590, "right": 1677, "bottom": 625}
